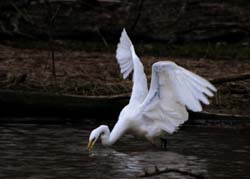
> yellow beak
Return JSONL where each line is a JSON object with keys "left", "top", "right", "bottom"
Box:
{"left": 87, "top": 139, "right": 94, "bottom": 151}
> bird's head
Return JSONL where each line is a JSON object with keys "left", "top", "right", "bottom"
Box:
{"left": 87, "top": 128, "right": 100, "bottom": 151}
{"left": 87, "top": 125, "right": 110, "bottom": 151}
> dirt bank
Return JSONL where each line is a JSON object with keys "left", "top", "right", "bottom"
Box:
{"left": 0, "top": 44, "right": 249, "bottom": 116}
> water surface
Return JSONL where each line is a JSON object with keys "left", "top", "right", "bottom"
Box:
{"left": 0, "top": 122, "right": 249, "bottom": 179}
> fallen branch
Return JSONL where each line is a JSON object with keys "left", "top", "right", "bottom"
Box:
{"left": 189, "top": 111, "right": 250, "bottom": 128}
{"left": 30, "top": 0, "right": 121, "bottom": 5}
{"left": 139, "top": 166, "right": 205, "bottom": 179}
{"left": 211, "top": 73, "right": 250, "bottom": 84}
{"left": 0, "top": 89, "right": 249, "bottom": 125}
{"left": 191, "top": 111, "right": 250, "bottom": 120}
{"left": 0, "top": 89, "right": 128, "bottom": 119}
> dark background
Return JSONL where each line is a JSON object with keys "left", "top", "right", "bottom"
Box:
{"left": 0, "top": 0, "right": 250, "bottom": 118}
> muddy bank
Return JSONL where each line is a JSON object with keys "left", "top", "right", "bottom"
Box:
{"left": 0, "top": 44, "right": 250, "bottom": 118}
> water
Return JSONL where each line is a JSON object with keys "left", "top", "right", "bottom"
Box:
{"left": 0, "top": 122, "right": 249, "bottom": 179}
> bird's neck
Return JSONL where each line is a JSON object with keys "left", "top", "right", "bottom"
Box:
{"left": 99, "top": 125, "right": 111, "bottom": 146}
{"left": 97, "top": 120, "right": 127, "bottom": 146}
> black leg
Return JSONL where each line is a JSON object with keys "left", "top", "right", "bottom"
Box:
{"left": 160, "top": 137, "right": 168, "bottom": 150}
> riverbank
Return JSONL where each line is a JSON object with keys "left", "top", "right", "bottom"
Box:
{"left": 0, "top": 43, "right": 250, "bottom": 118}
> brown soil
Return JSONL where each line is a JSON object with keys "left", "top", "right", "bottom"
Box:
{"left": 0, "top": 44, "right": 250, "bottom": 116}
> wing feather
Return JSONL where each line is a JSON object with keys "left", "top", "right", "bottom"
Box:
{"left": 183, "top": 75, "right": 214, "bottom": 97}
{"left": 139, "top": 61, "right": 216, "bottom": 134}
{"left": 116, "top": 29, "right": 148, "bottom": 104}
{"left": 120, "top": 61, "right": 132, "bottom": 74}
{"left": 169, "top": 71, "right": 201, "bottom": 112}
{"left": 116, "top": 29, "right": 133, "bottom": 79}
{"left": 180, "top": 67, "right": 217, "bottom": 92}
{"left": 180, "top": 73, "right": 209, "bottom": 105}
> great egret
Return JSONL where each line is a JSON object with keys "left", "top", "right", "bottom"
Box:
{"left": 87, "top": 29, "right": 216, "bottom": 151}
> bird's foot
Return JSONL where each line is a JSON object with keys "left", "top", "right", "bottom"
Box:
{"left": 160, "top": 137, "right": 168, "bottom": 150}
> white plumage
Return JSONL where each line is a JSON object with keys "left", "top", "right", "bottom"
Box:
{"left": 116, "top": 29, "right": 133, "bottom": 79}
{"left": 87, "top": 29, "right": 216, "bottom": 150}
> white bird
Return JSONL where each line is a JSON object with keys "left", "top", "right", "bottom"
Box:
{"left": 87, "top": 29, "right": 216, "bottom": 151}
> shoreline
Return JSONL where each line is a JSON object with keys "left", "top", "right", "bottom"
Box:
{"left": 0, "top": 89, "right": 249, "bottom": 128}
{"left": 0, "top": 44, "right": 249, "bottom": 121}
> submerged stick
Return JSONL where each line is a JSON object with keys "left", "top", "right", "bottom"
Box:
{"left": 139, "top": 166, "right": 205, "bottom": 178}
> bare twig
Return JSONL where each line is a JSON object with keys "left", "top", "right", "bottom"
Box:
{"left": 10, "top": 1, "right": 32, "bottom": 24}
{"left": 96, "top": 28, "right": 109, "bottom": 48}
{"left": 44, "top": 0, "right": 61, "bottom": 83}
{"left": 171, "top": 1, "right": 187, "bottom": 25}
{"left": 50, "top": 6, "right": 60, "bottom": 23}
{"left": 130, "top": 0, "right": 144, "bottom": 31}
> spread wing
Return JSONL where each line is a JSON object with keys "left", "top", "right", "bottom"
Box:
{"left": 139, "top": 61, "right": 216, "bottom": 133}
{"left": 116, "top": 29, "right": 148, "bottom": 104}
{"left": 116, "top": 29, "right": 133, "bottom": 79}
